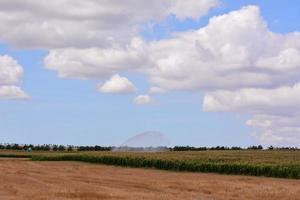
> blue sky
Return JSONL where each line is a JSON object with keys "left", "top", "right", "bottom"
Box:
{"left": 0, "top": 0, "right": 299, "bottom": 146}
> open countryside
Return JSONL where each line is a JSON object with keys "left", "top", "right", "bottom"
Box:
{"left": 1, "top": 1, "right": 300, "bottom": 199}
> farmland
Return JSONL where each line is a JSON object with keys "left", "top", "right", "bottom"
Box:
{"left": 1, "top": 158, "right": 300, "bottom": 200}
{"left": 1, "top": 150, "right": 300, "bottom": 179}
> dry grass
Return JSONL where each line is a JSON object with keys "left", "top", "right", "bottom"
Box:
{"left": 0, "top": 158, "right": 299, "bottom": 200}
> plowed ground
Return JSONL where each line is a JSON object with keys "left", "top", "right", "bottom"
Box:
{"left": 0, "top": 158, "right": 299, "bottom": 200}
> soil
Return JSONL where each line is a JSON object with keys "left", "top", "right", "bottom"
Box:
{"left": 0, "top": 158, "right": 299, "bottom": 200}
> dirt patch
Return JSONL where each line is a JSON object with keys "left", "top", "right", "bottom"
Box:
{"left": 0, "top": 158, "right": 299, "bottom": 200}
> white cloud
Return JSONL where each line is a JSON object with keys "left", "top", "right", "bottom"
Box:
{"left": 51, "top": 3, "right": 294, "bottom": 92}
{"left": 133, "top": 94, "right": 153, "bottom": 105}
{"left": 145, "top": 5, "right": 300, "bottom": 91}
{"left": 0, "top": 55, "right": 23, "bottom": 85}
{"left": 203, "top": 84, "right": 300, "bottom": 145}
{"left": 0, "top": 86, "right": 28, "bottom": 99}
{"left": 247, "top": 115, "right": 300, "bottom": 145}
{"left": 0, "top": 0, "right": 220, "bottom": 98}
{"left": 44, "top": 37, "right": 148, "bottom": 79}
{"left": 203, "top": 84, "right": 300, "bottom": 114}
{"left": 0, "top": 0, "right": 220, "bottom": 87}
{"left": 39, "top": 1, "right": 219, "bottom": 80}
{"left": 0, "top": 0, "right": 219, "bottom": 49}
{"left": 1, "top": 1, "right": 300, "bottom": 145}
{"left": 138, "top": 5, "right": 300, "bottom": 145}
{"left": 98, "top": 74, "right": 136, "bottom": 94}
{"left": 149, "top": 86, "right": 166, "bottom": 94}
{"left": 256, "top": 48, "right": 300, "bottom": 71}
{"left": 168, "top": 0, "right": 219, "bottom": 20}
{"left": 0, "top": 55, "right": 28, "bottom": 99}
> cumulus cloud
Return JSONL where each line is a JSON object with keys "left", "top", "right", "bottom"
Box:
{"left": 0, "top": 55, "right": 27, "bottom": 99}
{"left": 0, "top": 86, "right": 28, "bottom": 99}
{"left": 0, "top": 0, "right": 219, "bottom": 95}
{"left": 256, "top": 48, "right": 300, "bottom": 71}
{"left": 38, "top": 4, "right": 300, "bottom": 144}
{"left": 0, "top": 0, "right": 220, "bottom": 83}
{"left": 133, "top": 94, "right": 153, "bottom": 105}
{"left": 246, "top": 115, "right": 300, "bottom": 145}
{"left": 168, "top": 0, "right": 219, "bottom": 20}
{"left": 1, "top": 1, "right": 300, "bottom": 145}
{"left": 44, "top": 37, "right": 148, "bottom": 79}
{"left": 203, "top": 84, "right": 300, "bottom": 145}
{"left": 149, "top": 86, "right": 166, "bottom": 94}
{"left": 0, "top": 0, "right": 219, "bottom": 49}
{"left": 47, "top": 5, "right": 296, "bottom": 92}
{"left": 0, "top": 55, "right": 23, "bottom": 85}
{"left": 38, "top": 0, "right": 218, "bottom": 81}
{"left": 140, "top": 5, "right": 300, "bottom": 145}
{"left": 98, "top": 74, "right": 136, "bottom": 94}
{"left": 146, "top": 6, "right": 300, "bottom": 91}
{"left": 203, "top": 84, "right": 300, "bottom": 114}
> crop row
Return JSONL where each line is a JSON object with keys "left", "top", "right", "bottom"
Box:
{"left": 31, "top": 154, "right": 300, "bottom": 179}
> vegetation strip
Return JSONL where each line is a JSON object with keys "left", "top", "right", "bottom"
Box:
{"left": 31, "top": 154, "right": 300, "bottom": 179}
{"left": 1, "top": 150, "right": 299, "bottom": 179}
{"left": 0, "top": 154, "right": 32, "bottom": 158}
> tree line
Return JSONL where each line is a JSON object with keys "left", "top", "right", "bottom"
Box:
{"left": 0, "top": 143, "right": 299, "bottom": 151}
{"left": 172, "top": 145, "right": 300, "bottom": 151}
{"left": 172, "top": 145, "right": 262, "bottom": 151}
{"left": 0, "top": 144, "right": 112, "bottom": 151}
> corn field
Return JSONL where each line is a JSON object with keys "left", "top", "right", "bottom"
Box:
{"left": 25, "top": 150, "right": 300, "bottom": 179}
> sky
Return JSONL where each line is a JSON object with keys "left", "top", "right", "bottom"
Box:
{"left": 0, "top": 0, "right": 299, "bottom": 147}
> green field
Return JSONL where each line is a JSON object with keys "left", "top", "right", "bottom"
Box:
{"left": 1, "top": 150, "right": 300, "bottom": 179}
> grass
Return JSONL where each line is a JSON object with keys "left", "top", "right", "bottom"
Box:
{"left": 1, "top": 150, "right": 300, "bottom": 179}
